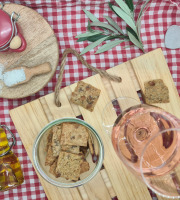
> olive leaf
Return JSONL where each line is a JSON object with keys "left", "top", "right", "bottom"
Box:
{"left": 104, "top": 16, "right": 124, "bottom": 34}
{"left": 136, "top": 0, "right": 152, "bottom": 35}
{"left": 80, "top": 36, "right": 109, "bottom": 55}
{"left": 115, "top": 0, "right": 132, "bottom": 17}
{"left": 77, "top": 35, "right": 128, "bottom": 43}
{"left": 125, "top": 0, "right": 134, "bottom": 11}
{"left": 75, "top": 31, "right": 103, "bottom": 38}
{"left": 126, "top": 27, "right": 138, "bottom": 40}
{"left": 127, "top": 31, "right": 144, "bottom": 52}
{"left": 95, "top": 39, "right": 125, "bottom": 54}
{"left": 112, "top": 5, "right": 137, "bottom": 33}
{"left": 90, "top": 21, "right": 119, "bottom": 34}
{"left": 83, "top": 9, "right": 99, "bottom": 22}
{"left": 77, "top": 0, "right": 150, "bottom": 54}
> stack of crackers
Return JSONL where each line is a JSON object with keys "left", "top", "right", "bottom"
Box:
{"left": 45, "top": 122, "right": 94, "bottom": 181}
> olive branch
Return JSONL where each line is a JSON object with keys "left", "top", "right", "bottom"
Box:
{"left": 76, "top": 0, "right": 152, "bottom": 55}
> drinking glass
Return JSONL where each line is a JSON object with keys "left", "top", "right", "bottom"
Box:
{"left": 102, "top": 97, "right": 180, "bottom": 198}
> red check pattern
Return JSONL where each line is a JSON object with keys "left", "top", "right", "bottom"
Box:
{"left": 0, "top": 0, "right": 180, "bottom": 199}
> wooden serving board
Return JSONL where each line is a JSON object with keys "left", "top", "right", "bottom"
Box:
{"left": 0, "top": 3, "right": 59, "bottom": 99}
{"left": 10, "top": 49, "right": 180, "bottom": 200}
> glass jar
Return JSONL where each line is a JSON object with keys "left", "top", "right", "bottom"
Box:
{"left": 0, "top": 125, "right": 24, "bottom": 191}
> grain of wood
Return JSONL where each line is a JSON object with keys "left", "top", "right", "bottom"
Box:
{"left": 10, "top": 49, "right": 180, "bottom": 200}
{"left": 78, "top": 186, "right": 89, "bottom": 200}
{"left": 39, "top": 97, "right": 54, "bottom": 122}
{"left": 130, "top": 48, "right": 180, "bottom": 118}
{"left": 64, "top": 86, "right": 81, "bottom": 117}
{"left": 10, "top": 99, "right": 83, "bottom": 200}
{"left": 70, "top": 75, "right": 152, "bottom": 200}
{"left": 43, "top": 90, "right": 113, "bottom": 200}
{"left": 100, "top": 169, "right": 116, "bottom": 198}
{"left": 0, "top": 4, "right": 59, "bottom": 99}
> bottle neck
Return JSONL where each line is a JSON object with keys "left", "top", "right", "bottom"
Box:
{"left": 0, "top": 128, "right": 10, "bottom": 156}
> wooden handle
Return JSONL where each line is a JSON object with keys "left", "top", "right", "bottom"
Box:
{"left": 29, "top": 62, "right": 51, "bottom": 76}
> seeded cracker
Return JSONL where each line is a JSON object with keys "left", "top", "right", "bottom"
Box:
{"left": 56, "top": 151, "right": 83, "bottom": 181}
{"left": 51, "top": 125, "right": 62, "bottom": 157}
{"left": 45, "top": 145, "right": 57, "bottom": 166}
{"left": 80, "top": 161, "right": 90, "bottom": 174}
{"left": 61, "top": 145, "right": 80, "bottom": 154}
{"left": 49, "top": 159, "right": 60, "bottom": 178}
{"left": 70, "top": 81, "right": 101, "bottom": 112}
{"left": 144, "top": 79, "right": 169, "bottom": 104}
{"left": 60, "top": 122, "right": 89, "bottom": 147}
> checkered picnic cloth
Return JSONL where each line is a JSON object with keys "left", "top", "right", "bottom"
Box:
{"left": 0, "top": 0, "right": 179, "bottom": 199}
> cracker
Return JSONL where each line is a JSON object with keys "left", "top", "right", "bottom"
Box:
{"left": 45, "top": 132, "right": 53, "bottom": 152}
{"left": 144, "top": 79, "right": 169, "bottom": 104}
{"left": 80, "top": 160, "right": 90, "bottom": 174}
{"left": 49, "top": 159, "right": 60, "bottom": 178}
{"left": 88, "top": 131, "right": 94, "bottom": 155}
{"left": 45, "top": 145, "right": 57, "bottom": 166}
{"left": 61, "top": 145, "right": 80, "bottom": 154}
{"left": 70, "top": 81, "right": 101, "bottom": 112}
{"left": 51, "top": 125, "right": 62, "bottom": 157}
{"left": 56, "top": 151, "right": 83, "bottom": 181}
{"left": 80, "top": 146, "right": 88, "bottom": 157}
{"left": 60, "top": 122, "right": 89, "bottom": 147}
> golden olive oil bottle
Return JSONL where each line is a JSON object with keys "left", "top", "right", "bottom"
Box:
{"left": 0, "top": 126, "right": 24, "bottom": 191}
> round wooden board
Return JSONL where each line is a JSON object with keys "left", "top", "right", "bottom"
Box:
{"left": 0, "top": 3, "right": 59, "bottom": 99}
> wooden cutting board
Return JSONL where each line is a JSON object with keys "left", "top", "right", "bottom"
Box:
{"left": 10, "top": 49, "right": 180, "bottom": 200}
{"left": 0, "top": 3, "right": 59, "bottom": 99}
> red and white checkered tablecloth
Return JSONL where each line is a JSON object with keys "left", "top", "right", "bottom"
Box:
{"left": 0, "top": 0, "right": 179, "bottom": 199}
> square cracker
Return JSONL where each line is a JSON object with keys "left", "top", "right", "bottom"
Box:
{"left": 51, "top": 125, "right": 62, "bottom": 157}
{"left": 70, "top": 81, "right": 101, "bottom": 112}
{"left": 60, "top": 122, "right": 89, "bottom": 147}
{"left": 45, "top": 145, "right": 57, "bottom": 166}
{"left": 61, "top": 145, "right": 80, "bottom": 154}
{"left": 80, "top": 160, "right": 90, "bottom": 174}
{"left": 56, "top": 151, "right": 83, "bottom": 181}
{"left": 49, "top": 159, "right": 60, "bottom": 178}
{"left": 144, "top": 79, "right": 169, "bottom": 104}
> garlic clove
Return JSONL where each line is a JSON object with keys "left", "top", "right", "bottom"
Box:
{"left": 10, "top": 36, "right": 22, "bottom": 50}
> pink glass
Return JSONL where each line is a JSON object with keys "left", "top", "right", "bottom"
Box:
{"left": 102, "top": 97, "right": 180, "bottom": 198}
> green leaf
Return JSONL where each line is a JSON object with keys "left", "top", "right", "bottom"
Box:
{"left": 126, "top": 27, "right": 138, "bottom": 40}
{"left": 127, "top": 31, "right": 144, "bottom": 50}
{"left": 115, "top": 0, "right": 132, "bottom": 17}
{"left": 77, "top": 34, "right": 128, "bottom": 43}
{"left": 137, "top": 0, "right": 151, "bottom": 35}
{"left": 109, "top": 2, "right": 115, "bottom": 13}
{"left": 125, "top": 0, "right": 134, "bottom": 11}
{"left": 80, "top": 36, "right": 109, "bottom": 55}
{"left": 77, "top": 37, "right": 88, "bottom": 42}
{"left": 104, "top": 16, "right": 124, "bottom": 34}
{"left": 95, "top": 39, "right": 125, "bottom": 54}
{"left": 75, "top": 31, "right": 102, "bottom": 38}
{"left": 87, "top": 34, "right": 108, "bottom": 42}
{"left": 83, "top": 9, "right": 99, "bottom": 22}
{"left": 77, "top": 34, "right": 106, "bottom": 42}
{"left": 112, "top": 5, "right": 137, "bottom": 33}
{"left": 106, "top": 35, "right": 129, "bottom": 40}
{"left": 90, "top": 21, "right": 119, "bottom": 33}
{"left": 137, "top": 0, "right": 151, "bottom": 21}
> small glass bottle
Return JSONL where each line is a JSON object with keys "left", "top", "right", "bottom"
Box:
{"left": 0, "top": 125, "right": 24, "bottom": 191}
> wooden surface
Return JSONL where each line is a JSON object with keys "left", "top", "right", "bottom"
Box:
{"left": 10, "top": 48, "right": 180, "bottom": 200}
{"left": 0, "top": 3, "right": 59, "bottom": 99}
